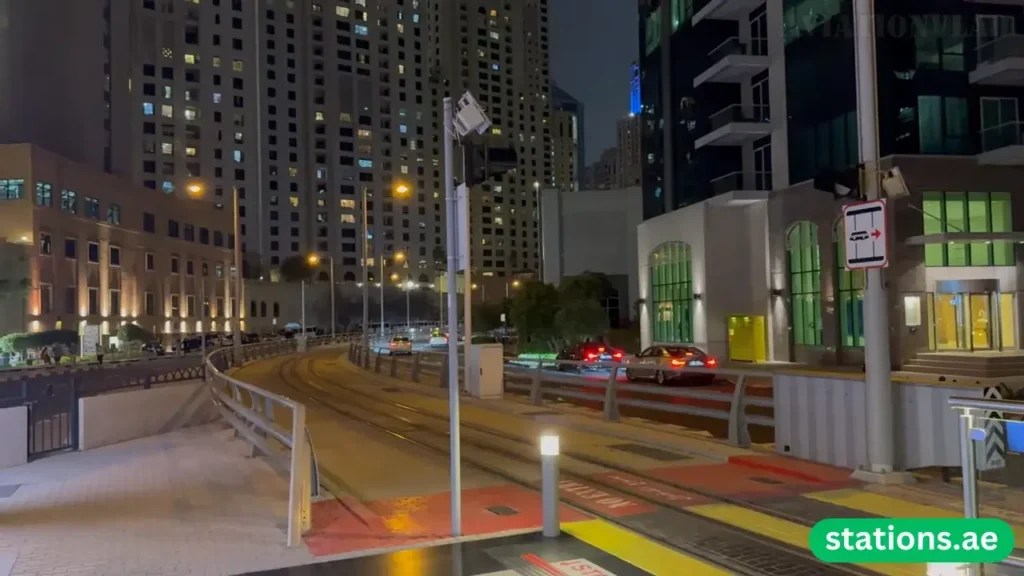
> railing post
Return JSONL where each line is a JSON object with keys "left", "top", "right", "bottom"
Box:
{"left": 440, "top": 353, "right": 448, "bottom": 388}
{"left": 411, "top": 353, "right": 421, "bottom": 382}
{"left": 363, "top": 345, "right": 371, "bottom": 369}
{"left": 530, "top": 361, "right": 544, "bottom": 406}
{"left": 603, "top": 366, "right": 620, "bottom": 421}
{"left": 727, "top": 375, "right": 751, "bottom": 447}
{"left": 287, "top": 403, "right": 307, "bottom": 547}
{"left": 390, "top": 354, "right": 398, "bottom": 377}
{"left": 374, "top": 351, "right": 382, "bottom": 373}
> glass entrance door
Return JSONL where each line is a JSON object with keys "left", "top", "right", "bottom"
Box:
{"left": 930, "top": 291, "right": 1015, "bottom": 351}
{"left": 969, "top": 293, "right": 993, "bottom": 350}
{"left": 934, "top": 293, "right": 966, "bottom": 350}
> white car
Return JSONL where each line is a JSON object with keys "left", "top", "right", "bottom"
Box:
{"left": 428, "top": 335, "right": 448, "bottom": 347}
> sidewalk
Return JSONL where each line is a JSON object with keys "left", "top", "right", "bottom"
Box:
{"left": 0, "top": 424, "right": 314, "bottom": 576}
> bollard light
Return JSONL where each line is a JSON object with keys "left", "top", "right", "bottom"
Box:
{"left": 540, "top": 434, "right": 560, "bottom": 456}
{"left": 539, "top": 433, "right": 560, "bottom": 538}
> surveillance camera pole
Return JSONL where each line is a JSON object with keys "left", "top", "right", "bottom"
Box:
{"left": 853, "top": 0, "right": 902, "bottom": 482}
{"left": 443, "top": 97, "right": 463, "bottom": 536}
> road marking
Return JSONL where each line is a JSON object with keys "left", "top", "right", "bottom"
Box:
{"left": 562, "top": 519, "right": 732, "bottom": 576}
{"left": 688, "top": 503, "right": 924, "bottom": 576}
{"left": 558, "top": 480, "right": 654, "bottom": 517}
{"left": 591, "top": 472, "right": 705, "bottom": 506}
{"left": 807, "top": 489, "right": 1024, "bottom": 544}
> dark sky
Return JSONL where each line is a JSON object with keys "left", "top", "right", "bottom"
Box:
{"left": 550, "top": 0, "right": 639, "bottom": 165}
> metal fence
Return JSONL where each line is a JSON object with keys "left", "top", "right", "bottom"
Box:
{"left": 347, "top": 343, "right": 774, "bottom": 448}
{"left": 203, "top": 333, "right": 355, "bottom": 547}
{"left": 0, "top": 356, "right": 205, "bottom": 459}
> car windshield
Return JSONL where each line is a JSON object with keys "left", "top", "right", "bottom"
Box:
{"left": 664, "top": 346, "right": 704, "bottom": 358}
{"left": 392, "top": 337, "right": 410, "bottom": 343}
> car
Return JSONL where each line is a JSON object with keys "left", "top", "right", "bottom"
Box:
{"left": 141, "top": 341, "right": 165, "bottom": 356}
{"left": 555, "top": 342, "right": 625, "bottom": 372}
{"left": 625, "top": 345, "right": 717, "bottom": 386}
{"left": 388, "top": 336, "right": 413, "bottom": 355}
{"left": 428, "top": 331, "right": 449, "bottom": 347}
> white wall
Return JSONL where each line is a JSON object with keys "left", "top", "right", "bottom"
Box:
{"left": 0, "top": 406, "right": 27, "bottom": 469}
{"left": 78, "top": 381, "right": 219, "bottom": 450}
{"left": 637, "top": 198, "right": 772, "bottom": 358}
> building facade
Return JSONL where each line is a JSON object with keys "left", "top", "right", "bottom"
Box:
{"left": 0, "top": 0, "right": 551, "bottom": 286}
{"left": 551, "top": 85, "right": 583, "bottom": 192}
{"left": 0, "top": 144, "right": 237, "bottom": 340}
{"left": 636, "top": 0, "right": 1024, "bottom": 366}
{"left": 617, "top": 114, "right": 643, "bottom": 187}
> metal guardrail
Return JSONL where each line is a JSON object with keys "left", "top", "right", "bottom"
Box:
{"left": 948, "top": 396, "right": 1024, "bottom": 572}
{"left": 347, "top": 344, "right": 775, "bottom": 448}
{"left": 203, "top": 333, "right": 357, "bottom": 547}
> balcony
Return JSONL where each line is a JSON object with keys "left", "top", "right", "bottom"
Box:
{"left": 708, "top": 171, "right": 772, "bottom": 205}
{"left": 694, "top": 104, "right": 772, "bottom": 149}
{"left": 978, "top": 121, "right": 1024, "bottom": 165}
{"left": 693, "top": 0, "right": 766, "bottom": 25}
{"left": 970, "top": 35, "right": 1024, "bottom": 86}
{"left": 694, "top": 37, "right": 770, "bottom": 88}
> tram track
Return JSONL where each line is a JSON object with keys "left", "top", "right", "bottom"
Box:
{"left": 268, "top": 353, "right": 876, "bottom": 576}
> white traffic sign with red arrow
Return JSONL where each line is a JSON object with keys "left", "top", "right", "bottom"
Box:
{"left": 842, "top": 199, "right": 888, "bottom": 270}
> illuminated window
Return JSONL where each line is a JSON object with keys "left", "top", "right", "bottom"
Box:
{"left": 397, "top": 23, "right": 404, "bottom": 33}
{"left": 185, "top": 146, "right": 197, "bottom": 157}
{"left": 399, "top": 124, "right": 408, "bottom": 133}
{"left": 288, "top": 167, "right": 298, "bottom": 177}
{"left": 358, "top": 158, "right": 373, "bottom": 168}
{"left": 787, "top": 222, "right": 822, "bottom": 346}
{"left": 491, "top": 127, "right": 502, "bottom": 135}
{"left": 161, "top": 142, "right": 174, "bottom": 155}
{"left": 161, "top": 104, "right": 174, "bottom": 118}
{"left": 184, "top": 107, "right": 198, "bottom": 120}
{"left": 184, "top": 54, "right": 197, "bottom": 64}
{"left": 289, "top": 196, "right": 299, "bottom": 207}
{"left": 341, "top": 214, "right": 356, "bottom": 223}
{"left": 212, "top": 56, "right": 221, "bottom": 67}
{"left": 357, "top": 129, "right": 372, "bottom": 138}
{"left": 340, "top": 199, "right": 356, "bottom": 209}
{"left": 340, "top": 112, "right": 352, "bottom": 122}
{"left": 355, "top": 24, "right": 368, "bottom": 35}
{"left": 232, "top": 60, "right": 243, "bottom": 72}
{"left": 398, "top": 64, "right": 405, "bottom": 74}
{"left": 143, "top": 102, "right": 154, "bottom": 115}
{"left": 315, "top": 111, "right": 325, "bottom": 121}
{"left": 649, "top": 242, "right": 694, "bottom": 344}
{"left": 336, "top": 6, "right": 350, "bottom": 16}
{"left": 400, "top": 165, "right": 409, "bottom": 174}
{"left": 233, "top": 150, "right": 243, "bottom": 162}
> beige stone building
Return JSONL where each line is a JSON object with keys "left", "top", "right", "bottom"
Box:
{"left": 0, "top": 144, "right": 238, "bottom": 340}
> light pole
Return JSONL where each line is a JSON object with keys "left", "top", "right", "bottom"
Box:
{"left": 362, "top": 184, "right": 411, "bottom": 345}
{"left": 506, "top": 279, "right": 521, "bottom": 299}
{"left": 404, "top": 280, "right": 416, "bottom": 332}
{"left": 187, "top": 182, "right": 242, "bottom": 364}
{"left": 307, "top": 254, "right": 335, "bottom": 337}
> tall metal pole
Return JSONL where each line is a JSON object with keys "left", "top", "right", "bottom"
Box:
{"left": 406, "top": 285, "right": 411, "bottom": 333}
{"left": 329, "top": 256, "right": 336, "bottom": 338}
{"left": 443, "top": 97, "right": 462, "bottom": 537}
{"left": 231, "top": 186, "right": 243, "bottom": 364}
{"left": 361, "top": 187, "right": 369, "bottom": 347}
{"left": 380, "top": 259, "right": 385, "bottom": 338}
{"left": 200, "top": 278, "right": 206, "bottom": 364}
{"left": 460, "top": 145, "right": 472, "bottom": 390}
{"left": 301, "top": 280, "right": 306, "bottom": 334}
{"left": 854, "top": 0, "right": 895, "bottom": 476}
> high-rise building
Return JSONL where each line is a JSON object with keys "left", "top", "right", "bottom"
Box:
{"left": 616, "top": 114, "right": 642, "bottom": 187}
{"left": 430, "top": 0, "right": 551, "bottom": 277}
{"left": 585, "top": 147, "right": 618, "bottom": 190}
{"left": 0, "top": 0, "right": 551, "bottom": 284}
{"left": 551, "top": 85, "right": 583, "bottom": 192}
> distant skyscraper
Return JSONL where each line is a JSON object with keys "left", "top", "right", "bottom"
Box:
{"left": 0, "top": 0, "right": 552, "bottom": 282}
{"left": 551, "top": 85, "right": 583, "bottom": 192}
{"left": 629, "top": 62, "right": 641, "bottom": 116}
{"left": 617, "top": 115, "right": 642, "bottom": 188}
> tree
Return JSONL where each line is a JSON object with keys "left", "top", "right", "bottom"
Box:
{"left": 473, "top": 300, "right": 506, "bottom": 332}
{"left": 555, "top": 298, "right": 609, "bottom": 347}
{"left": 508, "top": 281, "right": 560, "bottom": 351}
{"left": 278, "top": 255, "right": 315, "bottom": 283}
{"left": 118, "top": 323, "right": 157, "bottom": 345}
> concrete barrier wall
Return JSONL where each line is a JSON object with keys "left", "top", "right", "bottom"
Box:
{"left": 78, "top": 380, "right": 219, "bottom": 450}
{"left": 774, "top": 374, "right": 982, "bottom": 471}
{"left": 0, "top": 406, "right": 27, "bottom": 469}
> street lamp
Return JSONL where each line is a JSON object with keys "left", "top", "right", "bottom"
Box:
{"left": 506, "top": 279, "right": 521, "bottom": 298}
{"left": 376, "top": 250, "right": 404, "bottom": 338}
{"left": 362, "top": 183, "right": 412, "bottom": 347}
{"left": 307, "top": 253, "right": 335, "bottom": 337}
{"left": 404, "top": 280, "right": 417, "bottom": 333}
{"left": 186, "top": 180, "right": 243, "bottom": 365}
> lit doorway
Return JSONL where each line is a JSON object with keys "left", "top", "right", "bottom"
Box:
{"left": 930, "top": 291, "right": 1016, "bottom": 351}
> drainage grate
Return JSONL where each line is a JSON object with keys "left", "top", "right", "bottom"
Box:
{"left": 609, "top": 443, "right": 690, "bottom": 462}
{"left": 750, "top": 477, "right": 784, "bottom": 485}
{"left": 487, "top": 505, "right": 519, "bottom": 516}
{"left": 0, "top": 485, "right": 20, "bottom": 498}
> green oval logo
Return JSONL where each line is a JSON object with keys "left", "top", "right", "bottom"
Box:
{"left": 809, "top": 518, "right": 1015, "bottom": 563}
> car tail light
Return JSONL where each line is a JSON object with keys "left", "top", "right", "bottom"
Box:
{"left": 586, "top": 352, "right": 598, "bottom": 361}
{"left": 706, "top": 357, "right": 717, "bottom": 367}
{"left": 612, "top": 352, "right": 623, "bottom": 359}
{"left": 598, "top": 347, "right": 606, "bottom": 353}
{"left": 670, "top": 358, "right": 685, "bottom": 367}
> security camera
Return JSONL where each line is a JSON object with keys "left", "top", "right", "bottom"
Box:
{"left": 881, "top": 166, "right": 909, "bottom": 199}
{"left": 454, "top": 91, "right": 492, "bottom": 137}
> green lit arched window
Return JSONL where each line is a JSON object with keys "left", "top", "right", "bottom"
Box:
{"left": 835, "top": 220, "right": 865, "bottom": 348}
{"left": 788, "top": 221, "right": 822, "bottom": 346}
{"left": 649, "top": 242, "right": 693, "bottom": 343}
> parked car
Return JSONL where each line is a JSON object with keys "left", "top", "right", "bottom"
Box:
{"left": 555, "top": 342, "right": 625, "bottom": 372}
{"left": 388, "top": 336, "right": 413, "bottom": 355}
{"left": 141, "top": 341, "right": 165, "bottom": 356}
{"left": 625, "top": 345, "right": 717, "bottom": 386}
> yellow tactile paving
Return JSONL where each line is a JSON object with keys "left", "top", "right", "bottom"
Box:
{"left": 562, "top": 519, "right": 733, "bottom": 576}
{"left": 808, "top": 489, "right": 1024, "bottom": 545}
{"left": 688, "top": 503, "right": 926, "bottom": 576}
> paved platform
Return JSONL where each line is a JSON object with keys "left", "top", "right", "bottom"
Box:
{"left": 0, "top": 423, "right": 314, "bottom": 576}
{"left": 244, "top": 520, "right": 730, "bottom": 576}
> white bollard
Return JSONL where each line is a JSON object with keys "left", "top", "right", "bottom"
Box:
{"left": 540, "top": 434, "right": 560, "bottom": 538}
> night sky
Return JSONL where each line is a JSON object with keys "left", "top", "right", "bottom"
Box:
{"left": 550, "top": 0, "right": 639, "bottom": 165}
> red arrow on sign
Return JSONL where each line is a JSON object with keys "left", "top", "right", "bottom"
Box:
{"left": 871, "top": 229, "right": 881, "bottom": 238}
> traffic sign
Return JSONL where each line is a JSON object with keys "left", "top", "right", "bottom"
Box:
{"left": 842, "top": 199, "right": 888, "bottom": 270}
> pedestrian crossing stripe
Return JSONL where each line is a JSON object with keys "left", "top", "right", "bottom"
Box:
{"left": 688, "top": 503, "right": 925, "bottom": 576}
{"left": 561, "top": 520, "right": 731, "bottom": 576}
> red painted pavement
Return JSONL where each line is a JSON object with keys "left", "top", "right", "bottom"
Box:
{"left": 647, "top": 460, "right": 858, "bottom": 501}
{"left": 588, "top": 470, "right": 713, "bottom": 508}
{"left": 305, "top": 484, "right": 589, "bottom": 557}
{"left": 557, "top": 479, "right": 657, "bottom": 517}
{"left": 728, "top": 454, "right": 862, "bottom": 485}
